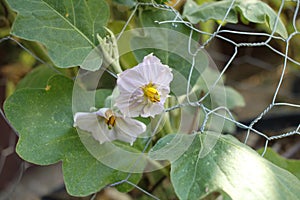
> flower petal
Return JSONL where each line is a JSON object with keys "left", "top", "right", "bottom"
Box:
{"left": 117, "top": 70, "right": 146, "bottom": 92}
{"left": 95, "top": 108, "right": 109, "bottom": 119}
{"left": 139, "top": 54, "right": 173, "bottom": 86}
{"left": 142, "top": 102, "right": 164, "bottom": 118}
{"left": 97, "top": 120, "right": 117, "bottom": 143}
{"left": 73, "top": 111, "right": 116, "bottom": 144}
{"left": 154, "top": 66, "right": 173, "bottom": 87}
{"left": 115, "top": 91, "right": 147, "bottom": 117}
{"left": 114, "top": 117, "right": 146, "bottom": 145}
{"left": 73, "top": 112, "right": 99, "bottom": 132}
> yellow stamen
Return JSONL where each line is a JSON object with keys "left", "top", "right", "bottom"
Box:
{"left": 104, "top": 110, "right": 116, "bottom": 129}
{"left": 142, "top": 82, "right": 160, "bottom": 102}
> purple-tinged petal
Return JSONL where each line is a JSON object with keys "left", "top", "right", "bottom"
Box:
{"left": 115, "top": 53, "right": 173, "bottom": 117}
{"left": 74, "top": 108, "right": 147, "bottom": 145}
{"left": 114, "top": 116, "right": 146, "bottom": 145}
{"left": 73, "top": 111, "right": 116, "bottom": 144}
{"left": 95, "top": 108, "right": 109, "bottom": 118}
{"left": 94, "top": 120, "right": 117, "bottom": 144}
{"left": 117, "top": 70, "right": 147, "bottom": 92}
{"left": 115, "top": 90, "right": 146, "bottom": 117}
{"left": 142, "top": 102, "right": 164, "bottom": 118}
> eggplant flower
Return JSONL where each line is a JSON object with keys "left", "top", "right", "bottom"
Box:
{"left": 115, "top": 54, "right": 173, "bottom": 118}
{"left": 73, "top": 108, "right": 146, "bottom": 145}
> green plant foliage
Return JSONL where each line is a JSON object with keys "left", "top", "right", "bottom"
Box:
{"left": 258, "top": 147, "right": 300, "bottom": 180}
{"left": 192, "top": 67, "right": 245, "bottom": 109}
{"left": 183, "top": 0, "right": 288, "bottom": 38}
{"left": 189, "top": 67, "right": 244, "bottom": 134}
{"left": 131, "top": 8, "right": 207, "bottom": 86}
{"left": 7, "top": 0, "right": 109, "bottom": 68}
{"left": 4, "top": 75, "right": 140, "bottom": 196}
{"left": 112, "top": 0, "right": 136, "bottom": 8}
{"left": 222, "top": 87, "right": 245, "bottom": 109}
{"left": 150, "top": 133, "right": 300, "bottom": 200}
{"left": 16, "top": 65, "right": 59, "bottom": 90}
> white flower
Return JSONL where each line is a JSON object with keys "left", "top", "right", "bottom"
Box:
{"left": 73, "top": 108, "right": 146, "bottom": 145}
{"left": 115, "top": 53, "right": 173, "bottom": 118}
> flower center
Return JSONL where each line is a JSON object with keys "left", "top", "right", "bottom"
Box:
{"left": 104, "top": 110, "right": 116, "bottom": 129}
{"left": 142, "top": 82, "right": 160, "bottom": 102}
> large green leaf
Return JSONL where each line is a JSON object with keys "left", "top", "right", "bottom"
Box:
{"left": 4, "top": 75, "right": 140, "bottom": 196}
{"left": 7, "top": 0, "right": 109, "bottom": 68}
{"left": 16, "top": 65, "right": 60, "bottom": 90}
{"left": 258, "top": 147, "right": 300, "bottom": 180}
{"left": 150, "top": 133, "right": 300, "bottom": 200}
{"left": 131, "top": 8, "right": 208, "bottom": 86}
{"left": 183, "top": 0, "right": 288, "bottom": 38}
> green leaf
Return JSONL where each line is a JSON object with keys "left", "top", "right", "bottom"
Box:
{"left": 5, "top": 76, "right": 77, "bottom": 165}
{"left": 112, "top": 0, "right": 136, "bottom": 8}
{"left": 63, "top": 141, "right": 141, "bottom": 195}
{"left": 221, "top": 113, "right": 236, "bottom": 134}
{"left": 4, "top": 75, "right": 141, "bottom": 196}
{"left": 80, "top": 47, "right": 103, "bottom": 71}
{"left": 183, "top": 0, "right": 288, "bottom": 38}
{"left": 150, "top": 133, "right": 300, "bottom": 200}
{"left": 213, "top": 86, "right": 245, "bottom": 109}
{"left": 7, "top": 0, "right": 109, "bottom": 68}
{"left": 223, "top": 87, "right": 245, "bottom": 109}
{"left": 16, "top": 65, "right": 59, "bottom": 90}
{"left": 183, "top": 0, "right": 238, "bottom": 24}
{"left": 184, "top": 67, "right": 244, "bottom": 134}
{"left": 131, "top": 8, "right": 208, "bottom": 86}
{"left": 191, "top": 67, "right": 245, "bottom": 109}
{"left": 257, "top": 147, "right": 300, "bottom": 180}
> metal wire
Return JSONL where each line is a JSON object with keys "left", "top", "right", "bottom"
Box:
{"left": 105, "top": 0, "right": 300, "bottom": 197}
